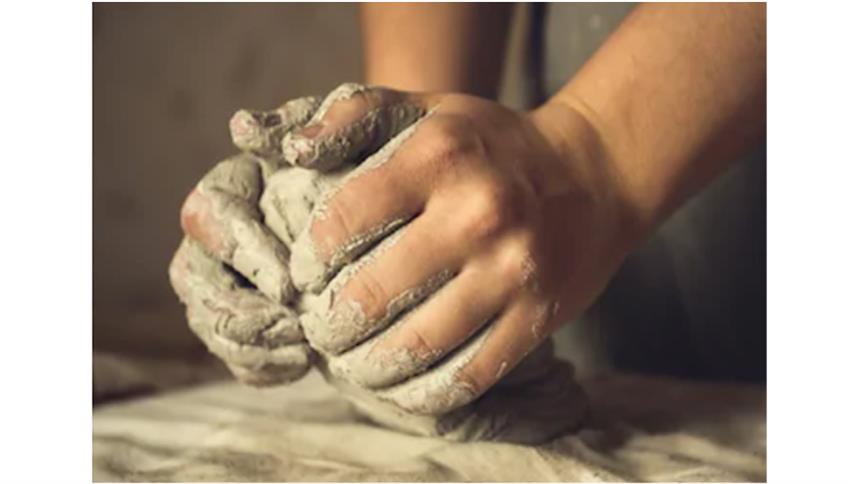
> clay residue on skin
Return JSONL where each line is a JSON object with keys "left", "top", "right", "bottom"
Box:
{"left": 200, "top": 153, "right": 264, "bottom": 203}
{"left": 495, "top": 360, "right": 509, "bottom": 380}
{"left": 170, "top": 238, "right": 311, "bottom": 386}
{"left": 173, "top": 240, "right": 301, "bottom": 346}
{"left": 290, "top": 114, "right": 430, "bottom": 293}
{"left": 322, "top": 269, "right": 456, "bottom": 389}
{"left": 176, "top": 87, "right": 589, "bottom": 445}
{"left": 519, "top": 254, "right": 540, "bottom": 291}
{"left": 206, "top": 332, "right": 311, "bottom": 375}
{"left": 336, "top": 341, "right": 443, "bottom": 389}
{"left": 227, "top": 216, "right": 294, "bottom": 303}
{"left": 531, "top": 300, "right": 560, "bottom": 341}
{"left": 316, "top": 338, "right": 587, "bottom": 444}
{"left": 327, "top": 217, "right": 409, "bottom": 277}
{"left": 259, "top": 168, "right": 322, "bottom": 248}
{"left": 282, "top": 83, "right": 425, "bottom": 171}
{"left": 188, "top": 154, "right": 295, "bottom": 303}
{"left": 230, "top": 96, "right": 322, "bottom": 166}
{"left": 297, "top": 229, "right": 405, "bottom": 354}
{"left": 373, "top": 325, "right": 494, "bottom": 415}
{"left": 299, "top": 230, "right": 456, "bottom": 355}
{"left": 260, "top": 166, "right": 350, "bottom": 250}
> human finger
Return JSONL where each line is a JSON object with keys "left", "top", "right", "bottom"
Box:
{"left": 169, "top": 238, "right": 311, "bottom": 385}
{"left": 281, "top": 83, "right": 430, "bottom": 171}
{"left": 180, "top": 154, "right": 295, "bottom": 302}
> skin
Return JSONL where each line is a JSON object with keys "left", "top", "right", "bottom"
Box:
{"left": 360, "top": 3, "right": 513, "bottom": 98}
{"left": 176, "top": 3, "right": 765, "bottom": 414}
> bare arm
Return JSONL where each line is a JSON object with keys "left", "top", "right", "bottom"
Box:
{"left": 175, "top": 3, "right": 768, "bottom": 411}
{"left": 361, "top": 3, "right": 765, "bottom": 240}
{"left": 359, "top": 2, "right": 514, "bottom": 98}
{"left": 536, "top": 2, "right": 766, "bottom": 241}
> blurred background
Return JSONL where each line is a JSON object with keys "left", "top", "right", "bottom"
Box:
{"left": 93, "top": 3, "right": 533, "bottom": 362}
{"left": 93, "top": 3, "right": 764, "bottom": 387}
{"left": 93, "top": 2, "right": 545, "bottom": 360}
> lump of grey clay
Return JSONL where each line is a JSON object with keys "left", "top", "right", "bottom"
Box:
{"left": 255, "top": 162, "right": 588, "bottom": 445}
{"left": 183, "top": 92, "right": 589, "bottom": 444}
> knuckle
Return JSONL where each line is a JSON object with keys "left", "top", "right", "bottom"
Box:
{"left": 428, "top": 128, "right": 466, "bottom": 162}
{"left": 340, "top": 266, "right": 388, "bottom": 320}
{"left": 312, "top": 195, "right": 356, "bottom": 259}
{"left": 460, "top": 182, "right": 515, "bottom": 240}
{"left": 401, "top": 324, "right": 438, "bottom": 360}
{"left": 454, "top": 363, "right": 488, "bottom": 398}
{"left": 497, "top": 236, "right": 537, "bottom": 284}
{"left": 421, "top": 116, "right": 483, "bottom": 167}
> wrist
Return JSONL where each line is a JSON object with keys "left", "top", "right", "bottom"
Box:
{"left": 528, "top": 96, "right": 647, "bottom": 252}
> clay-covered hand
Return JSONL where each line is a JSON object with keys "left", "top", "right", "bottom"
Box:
{"left": 169, "top": 97, "right": 321, "bottom": 385}
{"left": 282, "top": 84, "right": 632, "bottom": 414}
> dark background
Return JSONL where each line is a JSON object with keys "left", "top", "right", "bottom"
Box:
{"left": 93, "top": 3, "right": 529, "bottom": 360}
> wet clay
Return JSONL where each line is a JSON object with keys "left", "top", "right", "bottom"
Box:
{"left": 177, "top": 84, "right": 588, "bottom": 444}
{"left": 257, "top": 161, "right": 587, "bottom": 442}
{"left": 169, "top": 237, "right": 312, "bottom": 386}
{"left": 282, "top": 83, "right": 425, "bottom": 172}
{"left": 287, "top": 109, "right": 431, "bottom": 293}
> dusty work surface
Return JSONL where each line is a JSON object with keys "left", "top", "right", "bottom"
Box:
{"left": 93, "top": 369, "right": 765, "bottom": 482}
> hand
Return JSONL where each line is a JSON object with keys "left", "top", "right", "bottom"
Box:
{"left": 169, "top": 87, "right": 425, "bottom": 388}
{"left": 169, "top": 97, "right": 322, "bottom": 385}
{"left": 284, "top": 84, "right": 633, "bottom": 414}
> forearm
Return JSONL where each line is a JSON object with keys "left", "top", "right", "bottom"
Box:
{"left": 359, "top": 2, "right": 514, "bottom": 98}
{"left": 537, "top": 3, "right": 766, "bottom": 241}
